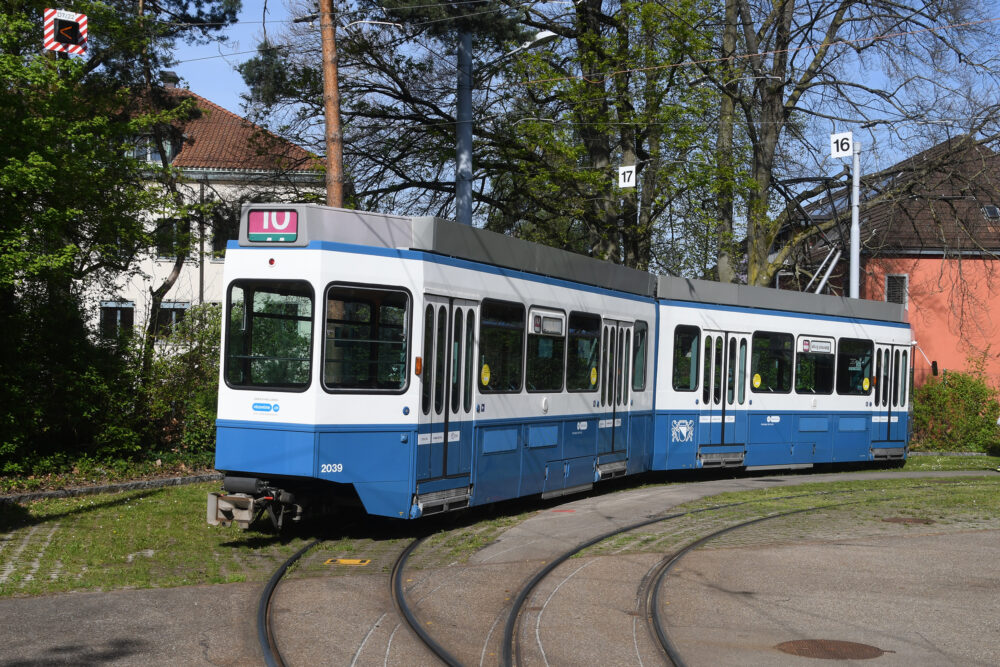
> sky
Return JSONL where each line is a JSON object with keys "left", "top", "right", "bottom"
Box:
{"left": 171, "top": 0, "right": 294, "bottom": 116}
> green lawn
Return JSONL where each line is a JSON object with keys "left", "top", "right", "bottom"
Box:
{"left": 2, "top": 464, "right": 998, "bottom": 598}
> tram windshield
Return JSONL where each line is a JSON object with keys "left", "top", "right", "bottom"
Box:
{"left": 225, "top": 280, "right": 313, "bottom": 389}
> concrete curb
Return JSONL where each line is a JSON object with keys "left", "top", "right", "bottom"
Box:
{"left": 0, "top": 473, "right": 222, "bottom": 505}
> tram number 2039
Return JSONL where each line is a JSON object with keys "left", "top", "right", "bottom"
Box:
{"left": 320, "top": 463, "right": 344, "bottom": 474}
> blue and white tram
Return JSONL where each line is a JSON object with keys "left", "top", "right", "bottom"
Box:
{"left": 207, "top": 204, "right": 910, "bottom": 528}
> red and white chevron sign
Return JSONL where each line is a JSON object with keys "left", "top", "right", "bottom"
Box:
{"left": 43, "top": 8, "right": 88, "bottom": 55}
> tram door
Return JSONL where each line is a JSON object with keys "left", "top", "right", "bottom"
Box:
{"left": 598, "top": 320, "right": 633, "bottom": 454}
{"left": 873, "top": 343, "right": 909, "bottom": 442}
{"left": 418, "top": 296, "right": 479, "bottom": 482}
{"left": 698, "top": 331, "right": 750, "bottom": 449}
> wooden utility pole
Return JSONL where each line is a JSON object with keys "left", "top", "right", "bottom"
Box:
{"left": 319, "top": 0, "right": 344, "bottom": 207}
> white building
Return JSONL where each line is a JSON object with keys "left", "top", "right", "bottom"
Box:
{"left": 97, "top": 76, "right": 322, "bottom": 338}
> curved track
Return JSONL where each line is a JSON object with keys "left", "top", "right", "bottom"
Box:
{"left": 258, "top": 476, "right": 994, "bottom": 666}
{"left": 644, "top": 506, "right": 837, "bottom": 666}
{"left": 258, "top": 539, "right": 322, "bottom": 667}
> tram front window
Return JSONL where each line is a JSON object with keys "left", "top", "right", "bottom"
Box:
{"left": 225, "top": 280, "right": 313, "bottom": 389}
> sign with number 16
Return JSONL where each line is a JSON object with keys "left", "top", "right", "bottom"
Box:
{"left": 830, "top": 132, "right": 853, "bottom": 159}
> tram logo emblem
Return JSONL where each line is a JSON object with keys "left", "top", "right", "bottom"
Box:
{"left": 671, "top": 419, "right": 694, "bottom": 442}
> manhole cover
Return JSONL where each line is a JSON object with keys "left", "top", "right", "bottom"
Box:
{"left": 775, "top": 639, "right": 886, "bottom": 660}
{"left": 882, "top": 517, "right": 934, "bottom": 525}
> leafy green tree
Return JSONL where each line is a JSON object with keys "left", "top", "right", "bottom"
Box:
{"left": 485, "top": 0, "right": 723, "bottom": 271}
{"left": 0, "top": 0, "right": 237, "bottom": 474}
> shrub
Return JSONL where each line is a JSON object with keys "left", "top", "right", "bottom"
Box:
{"left": 144, "top": 302, "right": 221, "bottom": 466}
{"left": 911, "top": 354, "right": 1000, "bottom": 454}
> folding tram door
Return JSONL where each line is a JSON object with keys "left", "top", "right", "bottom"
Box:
{"left": 598, "top": 320, "right": 633, "bottom": 460}
{"left": 697, "top": 330, "right": 749, "bottom": 467}
{"left": 872, "top": 342, "right": 909, "bottom": 459}
{"left": 415, "top": 295, "right": 479, "bottom": 513}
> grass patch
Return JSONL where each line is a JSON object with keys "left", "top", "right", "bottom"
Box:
{"left": 0, "top": 483, "right": 313, "bottom": 598}
{"left": 3, "top": 468, "right": 998, "bottom": 598}
{"left": 582, "top": 476, "right": 1000, "bottom": 557}
{"left": 899, "top": 455, "right": 1000, "bottom": 472}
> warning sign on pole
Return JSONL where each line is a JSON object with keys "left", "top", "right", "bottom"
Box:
{"left": 44, "top": 8, "right": 88, "bottom": 56}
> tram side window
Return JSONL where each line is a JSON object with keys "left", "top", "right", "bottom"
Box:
{"left": 479, "top": 299, "right": 524, "bottom": 393}
{"left": 225, "top": 280, "right": 313, "bottom": 389}
{"left": 672, "top": 325, "right": 700, "bottom": 391}
{"left": 526, "top": 310, "right": 565, "bottom": 392}
{"left": 566, "top": 312, "right": 601, "bottom": 392}
{"left": 836, "top": 338, "right": 873, "bottom": 395}
{"left": 750, "top": 331, "right": 793, "bottom": 393}
{"left": 795, "top": 341, "right": 835, "bottom": 394}
{"left": 632, "top": 321, "right": 649, "bottom": 391}
{"left": 324, "top": 285, "right": 409, "bottom": 392}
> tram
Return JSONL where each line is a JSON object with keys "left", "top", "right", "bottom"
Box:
{"left": 207, "top": 204, "right": 910, "bottom": 528}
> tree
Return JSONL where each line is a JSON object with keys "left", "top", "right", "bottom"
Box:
{"left": 708, "top": 0, "right": 1000, "bottom": 286}
{"left": 0, "top": 0, "right": 237, "bottom": 472}
{"left": 240, "top": 0, "right": 723, "bottom": 273}
{"left": 484, "top": 0, "right": 721, "bottom": 272}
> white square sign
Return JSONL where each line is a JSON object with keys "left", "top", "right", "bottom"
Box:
{"left": 830, "top": 132, "right": 853, "bottom": 158}
{"left": 618, "top": 165, "right": 636, "bottom": 188}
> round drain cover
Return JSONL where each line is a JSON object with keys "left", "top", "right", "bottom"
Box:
{"left": 775, "top": 639, "right": 886, "bottom": 660}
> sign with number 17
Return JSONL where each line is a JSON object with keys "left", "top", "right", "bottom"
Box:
{"left": 618, "top": 166, "right": 636, "bottom": 189}
{"left": 830, "top": 132, "right": 853, "bottom": 159}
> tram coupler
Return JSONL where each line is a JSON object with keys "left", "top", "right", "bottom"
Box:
{"left": 207, "top": 491, "right": 256, "bottom": 529}
{"left": 207, "top": 477, "right": 302, "bottom": 530}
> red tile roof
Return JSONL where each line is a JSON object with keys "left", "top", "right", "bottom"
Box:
{"left": 167, "top": 88, "right": 322, "bottom": 173}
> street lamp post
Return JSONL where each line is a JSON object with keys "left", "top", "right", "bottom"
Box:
{"left": 455, "top": 30, "right": 557, "bottom": 225}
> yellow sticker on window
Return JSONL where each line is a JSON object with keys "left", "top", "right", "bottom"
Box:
{"left": 863, "top": 377, "right": 870, "bottom": 391}
{"left": 752, "top": 373, "right": 761, "bottom": 389}
{"left": 481, "top": 363, "right": 491, "bottom": 386}
{"left": 590, "top": 367, "right": 598, "bottom": 386}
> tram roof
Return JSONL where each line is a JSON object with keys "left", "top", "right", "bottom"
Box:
{"left": 239, "top": 204, "right": 906, "bottom": 324}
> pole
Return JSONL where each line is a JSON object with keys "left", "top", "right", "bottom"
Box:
{"left": 320, "top": 0, "right": 344, "bottom": 207}
{"left": 456, "top": 32, "right": 473, "bottom": 225}
{"left": 850, "top": 140, "right": 861, "bottom": 298}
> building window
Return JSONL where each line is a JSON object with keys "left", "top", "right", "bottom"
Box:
{"left": 885, "top": 274, "right": 908, "bottom": 307}
{"left": 211, "top": 208, "right": 240, "bottom": 258}
{"left": 100, "top": 301, "right": 134, "bottom": 339}
{"left": 131, "top": 135, "right": 178, "bottom": 164}
{"left": 155, "top": 302, "right": 189, "bottom": 335}
{"left": 155, "top": 218, "right": 187, "bottom": 259}
{"left": 981, "top": 204, "right": 1000, "bottom": 221}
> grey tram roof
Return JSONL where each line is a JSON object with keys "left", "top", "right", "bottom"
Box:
{"left": 241, "top": 203, "right": 906, "bottom": 324}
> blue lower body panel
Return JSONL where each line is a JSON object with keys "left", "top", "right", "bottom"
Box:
{"left": 651, "top": 410, "right": 909, "bottom": 471}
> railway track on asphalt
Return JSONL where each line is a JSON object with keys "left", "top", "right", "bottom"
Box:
{"left": 259, "top": 477, "right": 995, "bottom": 667}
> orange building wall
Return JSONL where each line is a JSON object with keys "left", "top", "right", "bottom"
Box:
{"left": 865, "top": 257, "right": 1000, "bottom": 387}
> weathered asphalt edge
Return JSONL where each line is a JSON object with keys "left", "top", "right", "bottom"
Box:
{"left": 0, "top": 473, "right": 223, "bottom": 505}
